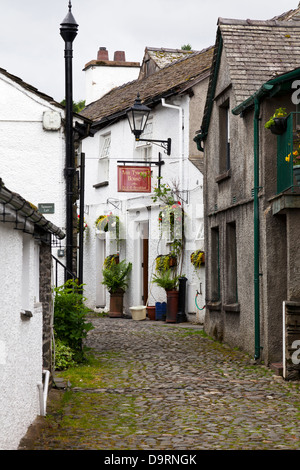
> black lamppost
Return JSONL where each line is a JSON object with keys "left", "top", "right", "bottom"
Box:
{"left": 60, "top": 1, "right": 78, "bottom": 280}
{"left": 126, "top": 93, "right": 172, "bottom": 156}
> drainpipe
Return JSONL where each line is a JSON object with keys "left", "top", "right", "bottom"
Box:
{"left": 161, "top": 99, "right": 183, "bottom": 189}
{"left": 37, "top": 370, "right": 50, "bottom": 416}
{"left": 254, "top": 98, "right": 261, "bottom": 360}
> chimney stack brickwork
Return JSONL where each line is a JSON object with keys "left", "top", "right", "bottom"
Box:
{"left": 97, "top": 47, "right": 109, "bottom": 61}
{"left": 97, "top": 47, "right": 126, "bottom": 63}
{"left": 114, "top": 51, "right": 126, "bottom": 62}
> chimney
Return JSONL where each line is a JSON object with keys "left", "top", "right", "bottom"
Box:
{"left": 114, "top": 51, "right": 126, "bottom": 62}
{"left": 97, "top": 47, "right": 109, "bottom": 61}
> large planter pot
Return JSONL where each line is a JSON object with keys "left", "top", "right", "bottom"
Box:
{"left": 270, "top": 117, "right": 287, "bottom": 135}
{"left": 293, "top": 166, "right": 300, "bottom": 187}
{"left": 109, "top": 288, "right": 124, "bottom": 318}
{"left": 146, "top": 306, "right": 156, "bottom": 321}
{"left": 166, "top": 290, "right": 179, "bottom": 323}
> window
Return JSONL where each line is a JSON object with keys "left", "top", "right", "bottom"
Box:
{"left": 97, "top": 133, "right": 110, "bottom": 184}
{"left": 100, "top": 133, "right": 111, "bottom": 158}
{"left": 219, "top": 99, "right": 230, "bottom": 174}
{"left": 136, "top": 119, "right": 153, "bottom": 160}
{"left": 211, "top": 227, "right": 220, "bottom": 301}
{"left": 226, "top": 222, "right": 238, "bottom": 304}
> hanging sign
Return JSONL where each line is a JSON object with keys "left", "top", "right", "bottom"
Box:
{"left": 117, "top": 166, "right": 151, "bottom": 193}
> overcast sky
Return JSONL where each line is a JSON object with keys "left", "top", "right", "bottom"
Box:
{"left": 0, "top": 0, "right": 298, "bottom": 103}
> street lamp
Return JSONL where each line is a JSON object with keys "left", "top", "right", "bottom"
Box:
{"left": 60, "top": 1, "right": 78, "bottom": 280}
{"left": 126, "top": 93, "right": 172, "bottom": 156}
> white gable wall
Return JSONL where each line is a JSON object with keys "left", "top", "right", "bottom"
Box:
{"left": 0, "top": 74, "right": 65, "bottom": 234}
{"left": 0, "top": 222, "right": 43, "bottom": 450}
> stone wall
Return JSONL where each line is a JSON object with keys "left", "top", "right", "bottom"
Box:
{"left": 39, "top": 236, "right": 54, "bottom": 374}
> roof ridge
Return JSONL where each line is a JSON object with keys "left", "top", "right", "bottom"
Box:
{"left": 218, "top": 17, "right": 300, "bottom": 27}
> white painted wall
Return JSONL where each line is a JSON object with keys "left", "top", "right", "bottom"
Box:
{"left": 0, "top": 72, "right": 68, "bottom": 269}
{"left": 0, "top": 221, "right": 43, "bottom": 450}
{"left": 82, "top": 94, "right": 206, "bottom": 319}
{"left": 85, "top": 64, "right": 140, "bottom": 105}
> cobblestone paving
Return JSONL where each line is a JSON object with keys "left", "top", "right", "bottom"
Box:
{"left": 24, "top": 317, "right": 300, "bottom": 450}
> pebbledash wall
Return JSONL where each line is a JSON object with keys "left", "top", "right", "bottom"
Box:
{"left": 0, "top": 70, "right": 66, "bottom": 262}
{"left": 0, "top": 220, "right": 44, "bottom": 449}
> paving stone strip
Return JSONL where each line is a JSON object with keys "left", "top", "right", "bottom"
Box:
{"left": 20, "top": 316, "right": 300, "bottom": 451}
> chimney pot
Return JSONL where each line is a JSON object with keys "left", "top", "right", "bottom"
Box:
{"left": 97, "top": 47, "right": 109, "bottom": 61}
{"left": 114, "top": 51, "right": 126, "bottom": 62}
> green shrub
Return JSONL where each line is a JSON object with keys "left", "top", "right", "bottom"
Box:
{"left": 53, "top": 337, "right": 77, "bottom": 370}
{"left": 54, "top": 280, "right": 94, "bottom": 362}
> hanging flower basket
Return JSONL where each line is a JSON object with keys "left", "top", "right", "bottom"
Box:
{"left": 95, "top": 213, "right": 120, "bottom": 240}
{"left": 270, "top": 118, "right": 287, "bottom": 135}
{"left": 158, "top": 202, "right": 184, "bottom": 240}
{"left": 264, "top": 108, "right": 287, "bottom": 135}
{"left": 155, "top": 254, "right": 177, "bottom": 273}
{"left": 190, "top": 250, "right": 205, "bottom": 268}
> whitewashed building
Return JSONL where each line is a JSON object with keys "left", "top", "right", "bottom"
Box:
{"left": 0, "top": 180, "right": 65, "bottom": 450}
{"left": 80, "top": 47, "right": 213, "bottom": 321}
{"left": 0, "top": 67, "right": 89, "bottom": 281}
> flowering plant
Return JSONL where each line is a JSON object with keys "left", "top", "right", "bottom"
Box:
{"left": 190, "top": 250, "right": 205, "bottom": 269}
{"left": 285, "top": 142, "right": 300, "bottom": 166}
{"left": 95, "top": 213, "right": 120, "bottom": 237}
{"left": 77, "top": 214, "right": 88, "bottom": 232}
{"left": 264, "top": 107, "right": 287, "bottom": 129}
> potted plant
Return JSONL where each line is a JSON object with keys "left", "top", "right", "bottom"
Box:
{"left": 264, "top": 107, "right": 288, "bottom": 135}
{"left": 102, "top": 259, "right": 132, "bottom": 318}
{"left": 152, "top": 269, "right": 180, "bottom": 323}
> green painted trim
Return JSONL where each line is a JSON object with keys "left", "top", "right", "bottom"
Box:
{"left": 194, "top": 32, "right": 223, "bottom": 152}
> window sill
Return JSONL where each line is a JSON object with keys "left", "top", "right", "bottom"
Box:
{"left": 224, "top": 303, "right": 240, "bottom": 313}
{"left": 206, "top": 301, "right": 222, "bottom": 311}
{"left": 93, "top": 181, "right": 109, "bottom": 189}
{"left": 216, "top": 169, "right": 231, "bottom": 184}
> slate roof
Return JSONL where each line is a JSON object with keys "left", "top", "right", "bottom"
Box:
{"left": 80, "top": 46, "right": 213, "bottom": 125}
{"left": 145, "top": 47, "right": 196, "bottom": 69}
{"left": 219, "top": 18, "right": 300, "bottom": 106}
{"left": 0, "top": 67, "right": 61, "bottom": 107}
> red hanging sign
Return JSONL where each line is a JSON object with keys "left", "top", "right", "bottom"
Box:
{"left": 117, "top": 166, "right": 151, "bottom": 193}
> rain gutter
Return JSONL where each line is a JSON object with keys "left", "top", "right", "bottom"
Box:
{"left": 231, "top": 71, "right": 300, "bottom": 360}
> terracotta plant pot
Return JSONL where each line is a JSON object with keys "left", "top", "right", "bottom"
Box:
{"left": 146, "top": 306, "right": 156, "bottom": 321}
{"left": 166, "top": 290, "right": 179, "bottom": 323}
{"left": 109, "top": 288, "right": 124, "bottom": 317}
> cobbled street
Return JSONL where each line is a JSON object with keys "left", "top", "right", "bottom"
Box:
{"left": 21, "top": 316, "right": 300, "bottom": 451}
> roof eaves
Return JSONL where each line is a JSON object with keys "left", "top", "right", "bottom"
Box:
{"left": 194, "top": 32, "right": 223, "bottom": 151}
{"left": 232, "top": 67, "right": 300, "bottom": 116}
{"left": 0, "top": 179, "right": 65, "bottom": 240}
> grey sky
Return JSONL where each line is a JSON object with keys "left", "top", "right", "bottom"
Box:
{"left": 0, "top": 0, "right": 298, "bottom": 103}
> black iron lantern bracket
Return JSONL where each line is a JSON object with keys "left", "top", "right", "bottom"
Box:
{"left": 135, "top": 137, "right": 171, "bottom": 156}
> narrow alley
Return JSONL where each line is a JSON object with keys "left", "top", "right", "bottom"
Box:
{"left": 20, "top": 316, "right": 300, "bottom": 451}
